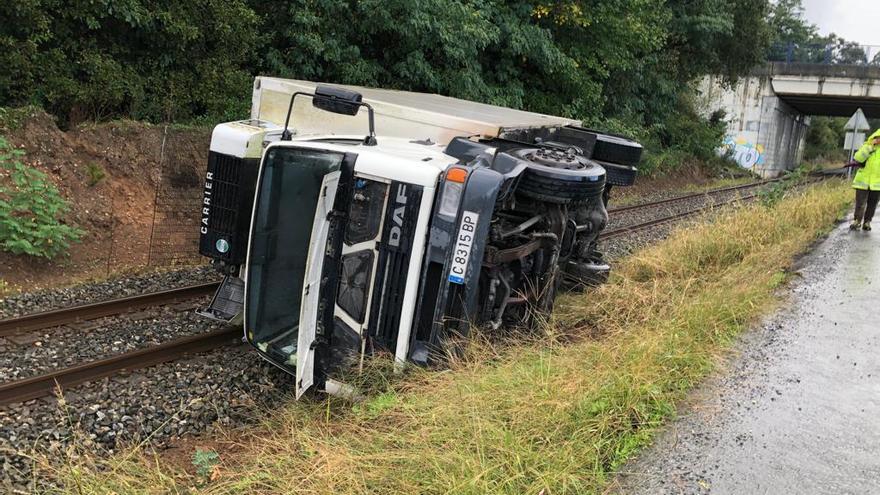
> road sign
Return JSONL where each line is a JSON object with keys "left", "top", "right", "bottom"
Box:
{"left": 844, "top": 108, "right": 871, "bottom": 132}
{"left": 845, "top": 132, "right": 866, "bottom": 150}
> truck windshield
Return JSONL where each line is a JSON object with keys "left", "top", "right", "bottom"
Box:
{"left": 245, "top": 146, "right": 343, "bottom": 370}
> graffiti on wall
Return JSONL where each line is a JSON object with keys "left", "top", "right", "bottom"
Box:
{"left": 720, "top": 136, "right": 766, "bottom": 169}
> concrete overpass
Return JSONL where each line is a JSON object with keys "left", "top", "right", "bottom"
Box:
{"left": 700, "top": 62, "right": 880, "bottom": 176}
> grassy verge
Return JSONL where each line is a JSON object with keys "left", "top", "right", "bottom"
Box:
{"left": 48, "top": 181, "right": 850, "bottom": 494}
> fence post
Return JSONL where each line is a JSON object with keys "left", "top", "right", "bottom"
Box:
{"left": 146, "top": 125, "right": 169, "bottom": 267}
{"left": 106, "top": 193, "right": 115, "bottom": 277}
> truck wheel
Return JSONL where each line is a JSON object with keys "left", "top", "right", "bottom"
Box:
{"left": 590, "top": 133, "right": 643, "bottom": 167}
{"left": 510, "top": 148, "right": 606, "bottom": 204}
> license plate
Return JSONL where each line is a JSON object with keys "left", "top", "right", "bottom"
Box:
{"left": 448, "top": 211, "right": 479, "bottom": 284}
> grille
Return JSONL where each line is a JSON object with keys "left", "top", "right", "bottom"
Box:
{"left": 367, "top": 182, "right": 423, "bottom": 352}
{"left": 372, "top": 247, "right": 410, "bottom": 347}
{"left": 198, "top": 151, "right": 260, "bottom": 264}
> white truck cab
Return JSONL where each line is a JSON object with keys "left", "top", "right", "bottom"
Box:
{"left": 198, "top": 79, "right": 642, "bottom": 397}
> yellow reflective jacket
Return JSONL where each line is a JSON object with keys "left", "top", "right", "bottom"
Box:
{"left": 853, "top": 129, "right": 880, "bottom": 190}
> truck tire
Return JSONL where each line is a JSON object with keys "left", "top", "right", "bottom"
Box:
{"left": 590, "top": 133, "right": 643, "bottom": 167}
{"left": 509, "top": 148, "right": 606, "bottom": 204}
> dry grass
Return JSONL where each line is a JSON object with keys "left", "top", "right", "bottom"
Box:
{"left": 45, "top": 181, "right": 851, "bottom": 495}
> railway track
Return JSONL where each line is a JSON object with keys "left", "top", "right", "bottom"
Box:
{"left": 607, "top": 178, "right": 779, "bottom": 215}
{"left": 0, "top": 281, "right": 227, "bottom": 405}
{"left": 0, "top": 282, "right": 219, "bottom": 337}
{"left": 601, "top": 193, "right": 759, "bottom": 239}
{"left": 0, "top": 327, "right": 240, "bottom": 405}
{"left": 0, "top": 177, "right": 820, "bottom": 407}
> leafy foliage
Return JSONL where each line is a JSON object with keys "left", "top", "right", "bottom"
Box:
{"left": 191, "top": 449, "right": 220, "bottom": 480}
{"left": 804, "top": 117, "right": 848, "bottom": 162}
{"left": 768, "top": 0, "right": 875, "bottom": 65}
{"left": 0, "top": 0, "right": 260, "bottom": 124}
{"left": 0, "top": 136, "right": 83, "bottom": 257}
{"left": 0, "top": 0, "right": 778, "bottom": 173}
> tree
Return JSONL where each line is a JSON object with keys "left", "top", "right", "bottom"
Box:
{"left": 1, "top": 0, "right": 261, "bottom": 123}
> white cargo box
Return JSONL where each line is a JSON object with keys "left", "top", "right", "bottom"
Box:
{"left": 251, "top": 77, "right": 581, "bottom": 145}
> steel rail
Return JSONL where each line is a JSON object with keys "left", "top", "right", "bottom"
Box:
{"left": 607, "top": 178, "right": 779, "bottom": 214}
{"left": 601, "top": 193, "right": 759, "bottom": 239}
{"left": 0, "top": 327, "right": 241, "bottom": 405}
{"left": 0, "top": 282, "right": 220, "bottom": 338}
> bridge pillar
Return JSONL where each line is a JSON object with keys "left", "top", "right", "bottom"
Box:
{"left": 700, "top": 75, "right": 808, "bottom": 177}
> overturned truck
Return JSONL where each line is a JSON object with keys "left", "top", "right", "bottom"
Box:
{"left": 198, "top": 78, "right": 641, "bottom": 396}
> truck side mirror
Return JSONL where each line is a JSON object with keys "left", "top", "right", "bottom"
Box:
{"left": 313, "top": 85, "right": 362, "bottom": 116}
{"left": 281, "top": 86, "right": 377, "bottom": 146}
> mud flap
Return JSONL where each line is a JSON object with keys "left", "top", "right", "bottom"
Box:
{"left": 198, "top": 275, "right": 244, "bottom": 325}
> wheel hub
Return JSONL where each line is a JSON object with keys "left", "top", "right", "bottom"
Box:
{"left": 526, "top": 147, "right": 589, "bottom": 170}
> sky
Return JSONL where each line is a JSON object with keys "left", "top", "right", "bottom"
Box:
{"left": 801, "top": 0, "right": 880, "bottom": 46}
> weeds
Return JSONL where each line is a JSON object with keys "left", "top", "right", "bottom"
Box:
{"left": 758, "top": 165, "right": 820, "bottom": 206}
{"left": 85, "top": 162, "right": 106, "bottom": 186}
{"left": 192, "top": 449, "right": 221, "bottom": 482}
{"left": 0, "top": 106, "right": 41, "bottom": 132}
{"left": 46, "top": 182, "right": 851, "bottom": 494}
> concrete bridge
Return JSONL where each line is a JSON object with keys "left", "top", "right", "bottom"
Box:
{"left": 700, "top": 62, "right": 880, "bottom": 176}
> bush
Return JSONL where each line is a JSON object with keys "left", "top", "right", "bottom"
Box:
{"left": 611, "top": 95, "right": 737, "bottom": 177}
{"left": 0, "top": 136, "right": 83, "bottom": 257}
{"left": 804, "top": 116, "right": 848, "bottom": 163}
{"left": 85, "top": 162, "right": 106, "bottom": 186}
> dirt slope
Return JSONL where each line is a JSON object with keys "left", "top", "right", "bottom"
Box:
{"left": 1, "top": 110, "right": 210, "bottom": 290}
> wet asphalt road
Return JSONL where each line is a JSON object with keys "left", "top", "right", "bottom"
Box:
{"left": 616, "top": 221, "right": 880, "bottom": 494}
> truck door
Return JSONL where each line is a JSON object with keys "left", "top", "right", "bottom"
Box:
{"left": 244, "top": 146, "right": 344, "bottom": 397}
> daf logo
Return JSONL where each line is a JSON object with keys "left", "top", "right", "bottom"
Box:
{"left": 388, "top": 185, "right": 408, "bottom": 247}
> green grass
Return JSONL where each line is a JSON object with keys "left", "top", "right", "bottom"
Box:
{"left": 43, "top": 181, "right": 851, "bottom": 494}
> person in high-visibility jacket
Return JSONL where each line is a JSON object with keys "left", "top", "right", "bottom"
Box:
{"left": 851, "top": 129, "right": 880, "bottom": 231}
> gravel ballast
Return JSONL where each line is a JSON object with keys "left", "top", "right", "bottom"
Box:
{"left": 1, "top": 346, "right": 293, "bottom": 492}
{"left": 0, "top": 266, "right": 218, "bottom": 319}
{"left": 606, "top": 183, "right": 769, "bottom": 232}
{"left": 0, "top": 301, "right": 219, "bottom": 381}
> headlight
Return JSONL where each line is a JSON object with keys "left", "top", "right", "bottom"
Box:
{"left": 438, "top": 167, "right": 468, "bottom": 218}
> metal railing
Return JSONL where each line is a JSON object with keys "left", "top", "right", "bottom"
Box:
{"left": 768, "top": 42, "right": 880, "bottom": 66}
